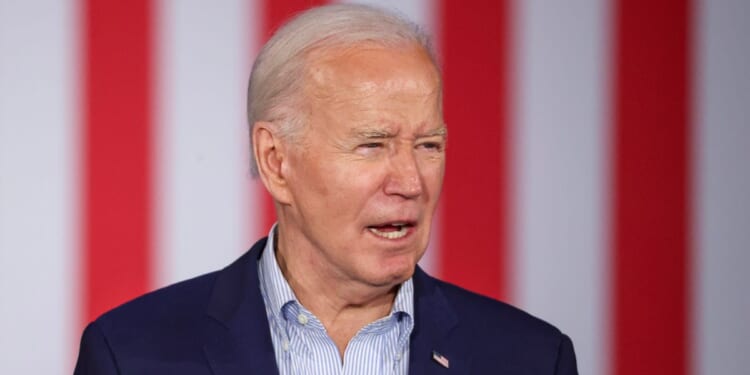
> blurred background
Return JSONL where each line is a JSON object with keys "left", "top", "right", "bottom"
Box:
{"left": 1, "top": 0, "right": 748, "bottom": 374}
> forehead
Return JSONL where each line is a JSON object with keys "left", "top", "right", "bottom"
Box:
{"left": 304, "top": 44, "right": 441, "bottom": 102}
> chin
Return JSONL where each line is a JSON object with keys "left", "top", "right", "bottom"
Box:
{"left": 368, "top": 258, "right": 417, "bottom": 286}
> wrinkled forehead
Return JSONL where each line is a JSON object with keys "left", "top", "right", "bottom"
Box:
{"left": 303, "top": 43, "right": 442, "bottom": 102}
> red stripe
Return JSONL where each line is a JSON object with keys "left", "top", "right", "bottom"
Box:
{"left": 439, "top": 0, "right": 511, "bottom": 300}
{"left": 257, "top": 0, "right": 327, "bottom": 234}
{"left": 611, "top": 0, "right": 693, "bottom": 374}
{"left": 81, "top": 0, "right": 153, "bottom": 324}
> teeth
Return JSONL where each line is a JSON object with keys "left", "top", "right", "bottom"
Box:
{"left": 368, "top": 225, "right": 408, "bottom": 239}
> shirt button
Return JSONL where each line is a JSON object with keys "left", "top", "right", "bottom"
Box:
{"left": 297, "top": 313, "right": 308, "bottom": 325}
{"left": 282, "top": 339, "right": 289, "bottom": 351}
{"left": 395, "top": 353, "right": 402, "bottom": 361}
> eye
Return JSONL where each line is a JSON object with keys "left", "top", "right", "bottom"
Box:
{"left": 355, "top": 142, "right": 385, "bottom": 156}
{"left": 417, "top": 141, "right": 444, "bottom": 152}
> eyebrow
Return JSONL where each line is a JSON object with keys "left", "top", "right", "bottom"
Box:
{"left": 418, "top": 127, "right": 447, "bottom": 138}
{"left": 354, "top": 128, "right": 393, "bottom": 139}
{"left": 351, "top": 126, "right": 447, "bottom": 139}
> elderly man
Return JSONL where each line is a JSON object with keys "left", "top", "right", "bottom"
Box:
{"left": 75, "top": 4, "right": 577, "bottom": 375}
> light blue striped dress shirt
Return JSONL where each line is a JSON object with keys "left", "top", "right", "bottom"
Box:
{"left": 257, "top": 227, "right": 414, "bottom": 374}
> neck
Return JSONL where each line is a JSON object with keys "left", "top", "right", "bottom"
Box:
{"left": 273, "top": 225, "right": 400, "bottom": 356}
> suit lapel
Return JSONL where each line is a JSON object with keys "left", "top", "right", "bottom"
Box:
{"left": 202, "top": 239, "right": 280, "bottom": 375}
{"left": 409, "top": 267, "right": 471, "bottom": 374}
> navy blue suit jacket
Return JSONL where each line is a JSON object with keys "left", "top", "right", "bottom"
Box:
{"left": 74, "top": 238, "right": 578, "bottom": 374}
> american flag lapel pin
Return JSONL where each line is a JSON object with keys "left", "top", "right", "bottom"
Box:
{"left": 432, "top": 350, "right": 450, "bottom": 368}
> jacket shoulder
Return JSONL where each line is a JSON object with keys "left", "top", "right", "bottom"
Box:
{"left": 75, "top": 242, "right": 268, "bottom": 374}
{"left": 94, "top": 270, "right": 221, "bottom": 349}
{"left": 93, "top": 239, "right": 266, "bottom": 341}
{"left": 419, "top": 273, "right": 578, "bottom": 373}
{"left": 74, "top": 271, "right": 223, "bottom": 374}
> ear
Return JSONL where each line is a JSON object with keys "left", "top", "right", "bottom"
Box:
{"left": 253, "top": 122, "right": 293, "bottom": 205}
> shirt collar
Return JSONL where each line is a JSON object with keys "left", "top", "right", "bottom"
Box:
{"left": 258, "top": 224, "right": 297, "bottom": 320}
{"left": 257, "top": 224, "right": 415, "bottom": 320}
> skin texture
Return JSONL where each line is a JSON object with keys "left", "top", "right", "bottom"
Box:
{"left": 253, "top": 43, "right": 445, "bottom": 356}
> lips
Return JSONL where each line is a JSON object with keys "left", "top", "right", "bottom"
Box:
{"left": 367, "top": 222, "right": 415, "bottom": 240}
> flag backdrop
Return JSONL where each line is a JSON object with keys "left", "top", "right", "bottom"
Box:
{"left": 1, "top": 0, "right": 748, "bottom": 374}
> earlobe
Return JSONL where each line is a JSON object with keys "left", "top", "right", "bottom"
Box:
{"left": 253, "top": 122, "right": 292, "bottom": 204}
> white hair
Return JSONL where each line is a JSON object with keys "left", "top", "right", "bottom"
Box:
{"left": 247, "top": 3, "right": 439, "bottom": 175}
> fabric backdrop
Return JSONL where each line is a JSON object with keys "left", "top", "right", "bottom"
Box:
{"left": 1, "top": 0, "right": 748, "bottom": 374}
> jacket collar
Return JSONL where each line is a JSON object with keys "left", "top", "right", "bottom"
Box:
{"left": 201, "top": 238, "right": 470, "bottom": 374}
{"left": 202, "top": 238, "right": 279, "bottom": 375}
{"left": 408, "top": 267, "right": 471, "bottom": 374}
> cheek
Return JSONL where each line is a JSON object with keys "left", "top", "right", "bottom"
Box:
{"left": 290, "top": 149, "right": 338, "bottom": 196}
{"left": 286, "top": 151, "right": 334, "bottom": 213}
{"left": 419, "top": 158, "right": 446, "bottom": 192}
{"left": 304, "top": 160, "right": 384, "bottom": 215}
{"left": 333, "top": 158, "right": 388, "bottom": 188}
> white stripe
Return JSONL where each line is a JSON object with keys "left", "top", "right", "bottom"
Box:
{"left": 0, "top": 0, "right": 79, "bottom": 373}
{"left": 154, "top": 0, "right": 254, "bottom": 286}
{"left": 694, "top": 0, "right": 750, "bottom": 374}
{"left": 511, "top": 1, "right": 611, "bottom": 374}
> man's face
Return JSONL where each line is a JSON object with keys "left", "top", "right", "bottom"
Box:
{"left": 279, "top": 44, "right": 445, "bottom": 289}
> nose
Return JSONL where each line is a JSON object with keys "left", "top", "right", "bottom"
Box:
{"left": 384, "top": 148, "right": 423, "bottom": 199}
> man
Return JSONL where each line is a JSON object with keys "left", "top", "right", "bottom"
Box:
{"left": 75, "top": 4, "right": 577, "bottom": 374}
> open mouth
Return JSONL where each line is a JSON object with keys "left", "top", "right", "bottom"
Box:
{"left": 367, "top": 222, "right": 415, "bottom": 240}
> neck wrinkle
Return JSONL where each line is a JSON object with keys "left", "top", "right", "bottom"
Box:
{"left": 274, "top": 227, "right": 398, "bottom": 331}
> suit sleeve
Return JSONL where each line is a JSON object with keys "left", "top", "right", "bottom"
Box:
{"left": 554, "top": 334, "right": 578, "bottom": 375}
{"left": 74, "top": 321, "right": 120, "bottom": 375}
